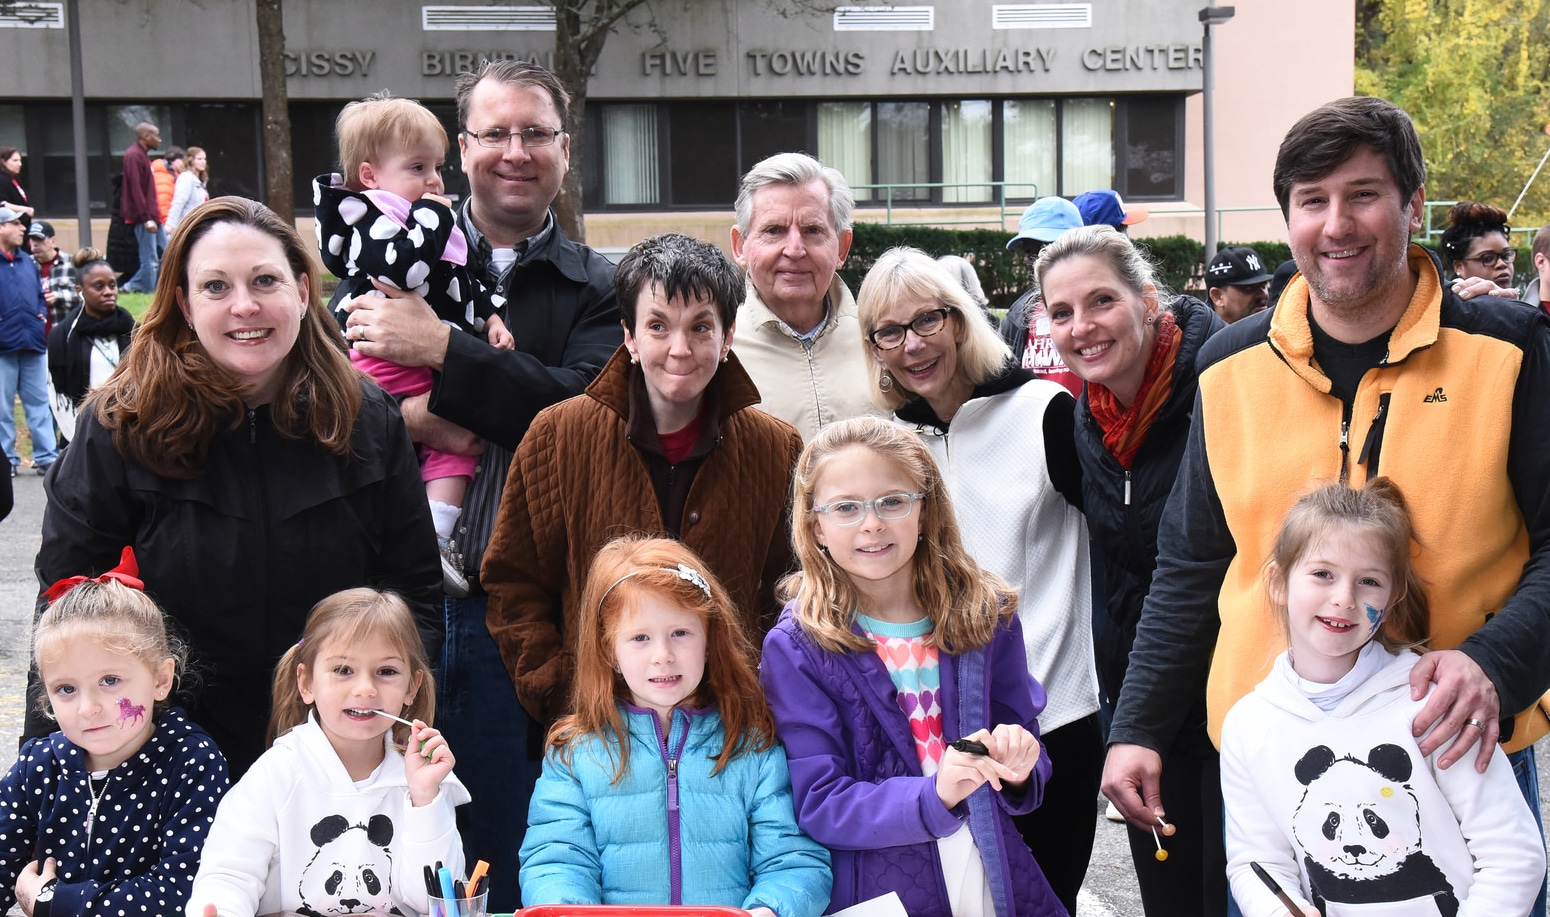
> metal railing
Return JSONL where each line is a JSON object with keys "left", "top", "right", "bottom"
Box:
{"left": 849, "top": 181, "right": 1036, "bottom": 228}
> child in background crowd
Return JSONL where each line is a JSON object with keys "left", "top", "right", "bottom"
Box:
{"left": 1222, "top": 479, "right": 1544, "bottom": 917}
{"left": 313, "top": 92, "right": 513, "bottom": 597}
{"left": 0, "top": 551, "right": 228, "bottom": 917}
{"left": 188, "top": 588, "right": 469, "bottom": 917}
{"left": 760, "top": 416, "right": 1066, "bottom": 917}
{"left": 520, "top": 535, "right": 831, "bottom": 917}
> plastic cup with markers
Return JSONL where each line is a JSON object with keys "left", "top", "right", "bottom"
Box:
{"left": 428, "top": 890, "right": 488, "bottom": 917}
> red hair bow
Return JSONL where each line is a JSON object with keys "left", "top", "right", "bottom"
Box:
{"left": 44, "top": 546, "right": 144, "bottom": 604}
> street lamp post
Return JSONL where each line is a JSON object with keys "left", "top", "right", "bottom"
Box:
{"left": 1200, "top": 5, "right": 1236, "bottom": 263}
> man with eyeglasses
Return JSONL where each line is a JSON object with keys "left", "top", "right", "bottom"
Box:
{"left": 1103, "top": 97, "right": 1550, "bottom": 917}
{"left": 730, "top": 152, "right": 880, "bottom": 440}
{"left": 339, "top": 59, "right": 619, "bottom": 912}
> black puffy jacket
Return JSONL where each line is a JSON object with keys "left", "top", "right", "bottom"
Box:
{"left": 1076, "top": 295, "right": 1222, "bottom": 715}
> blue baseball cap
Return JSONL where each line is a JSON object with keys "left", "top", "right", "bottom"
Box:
{"left": 1074, "top": 190, "right": 1148, "bottom": 229}
{"left": 1007, "top": 197, "right": 1083, "bottom": 250}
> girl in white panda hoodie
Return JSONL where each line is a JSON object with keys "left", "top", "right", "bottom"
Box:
{"left": 188, "top": 589, "right": 470, "bottom": 917}
{"left": 1222, "top": 478, "right": 1543, "bottom": 917}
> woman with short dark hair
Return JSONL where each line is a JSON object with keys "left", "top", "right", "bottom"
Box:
{"left": 483, "top": 232, "right": 802, "bottom": 725}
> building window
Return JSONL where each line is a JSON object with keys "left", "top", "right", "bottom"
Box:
{"left": 941, "top": 99, "right": 992, "bottom": 203}
{"left": 877, "top": 101, "right": 929, "bottom": 202}
{"left": 582, "top": 93, "right": 1180, "bottom": 211}
{"left": 667, "top": 102, "right": 737, "bottom": 207}
{"left": 1003, "top": 99, "right": 1056, "bottom": 200}
{"left": 1119, "top": 96, "right": 1182, "bottom": 200}
{"left": 818, "top": 101, "right": 872, "bottom": 202}
{"left": 739, "top": 101, "right": 809, "bottom": 176}
{"left": 1060, "top": 97, "right": 1113, "bottom": 195}
{"left": 602, "top": 103, "right": 658, "bottom": 205}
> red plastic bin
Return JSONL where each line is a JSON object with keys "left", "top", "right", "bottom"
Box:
{"left": 502, "top": 907, "right": 751, "bottom": 917}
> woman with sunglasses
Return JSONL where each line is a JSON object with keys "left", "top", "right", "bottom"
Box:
{"left": 1441, "top": 201, "right": 1520, "bottom": 300}
{"left": 855, "top": 246, "right": 1097, "bottom": 917}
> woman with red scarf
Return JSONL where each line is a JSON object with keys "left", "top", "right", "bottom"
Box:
{"left": 856, "top": 246, "right": 1096, "bottom": 917}
{"left": 1038, "top": 225, "right": 1226, "bottom": 917}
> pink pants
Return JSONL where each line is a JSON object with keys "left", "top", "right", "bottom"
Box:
{"left": 351, "top": 350, "right": 477, "bottom": 483}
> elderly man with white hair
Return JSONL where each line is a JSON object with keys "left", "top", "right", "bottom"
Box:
{"left": 730, "top": 152, "right": 878, "bottom": 439}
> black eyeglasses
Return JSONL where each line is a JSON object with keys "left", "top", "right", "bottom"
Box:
{"left": 462, "top": 127, "right": 567, "bottom": 149}
{"left": 1461, "top": 248, "right": 1516, "bottom": 268}
{"left": 868, "top": 307, "right": 953, "bottom": 350}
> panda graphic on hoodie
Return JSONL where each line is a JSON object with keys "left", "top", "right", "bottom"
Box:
{"left": 1291, "top": 743, "right": 1458, "bottom": 916}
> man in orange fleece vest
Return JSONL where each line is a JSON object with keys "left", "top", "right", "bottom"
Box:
{"left": 1102, "top": 96, "right": 1550, "bottom": 914}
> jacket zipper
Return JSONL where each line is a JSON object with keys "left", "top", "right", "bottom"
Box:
{"left": 247, "top": 408, "right": 257, "bottom": 444}
{"left": 1337, "top": 415, "right": 1351, "bottom": 485}
{"left": 84, "top": 773, "right": 110, "bottom": 854}
{"left": 1123, "top": 469, "right": 1132, "bottom": 506}
{"left": 650, "top": 711, "right": 691, "bottom": 904}
{"left": 1355, "top": 393, "right": 1391, "bottom": 477}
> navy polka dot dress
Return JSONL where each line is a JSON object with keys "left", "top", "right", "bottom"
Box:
{"left": 0, "top": 707, "right": 230, "bottom": 916}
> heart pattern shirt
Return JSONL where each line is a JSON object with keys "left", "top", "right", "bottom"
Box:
{"left": 856, "top": 612, "right": 945, "bottom": 775}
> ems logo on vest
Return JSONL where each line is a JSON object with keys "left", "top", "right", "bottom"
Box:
{"left": 1423, "top": 387, "right": 1447, "bottom": 403}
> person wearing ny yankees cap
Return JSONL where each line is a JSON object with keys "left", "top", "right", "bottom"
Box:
{"left": 1204, "top": 245, "right": 1272, "bottom": 323}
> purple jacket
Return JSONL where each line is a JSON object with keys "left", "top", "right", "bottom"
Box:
{"left": 760, "top": 604, "right": 1066, "bottom": 917}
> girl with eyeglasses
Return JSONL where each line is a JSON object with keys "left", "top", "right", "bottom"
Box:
{"left": 760, "top": 416, "right": 1066, "bottom": 917}
{"left": 855, "top": 246, "right": 1097, "bottom": 915}
{"left": 1440, "top": 201, "right": 1519, "bottom": 298}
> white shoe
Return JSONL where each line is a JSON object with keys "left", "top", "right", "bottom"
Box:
{"left": 439, "top": 536, "right": 470, "bottom": 598}
{"left": 1105, "top": 800, "right": 1125, "bottom": 823}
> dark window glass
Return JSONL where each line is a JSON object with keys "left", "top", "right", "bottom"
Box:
{"left": 289, "top": 102, "right": 345, "bottom": 209}
{"left": 184, "top": 104, "right": 262, "bottom": 203}
{"left": 1121, "top": 96, "right": 1181, "bottom": 200}
{"left": 35, "top": 103, "right": 109, "bottom": 215}
{"left": 667, "top": 101, "right": 736, "bottom": 207}
{"left": 738, "top": 101, "right": 810, "bottom": 174}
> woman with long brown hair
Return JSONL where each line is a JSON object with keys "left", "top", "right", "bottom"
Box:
{"left": 33, "top": 196, "right": 441, "bottom": 776}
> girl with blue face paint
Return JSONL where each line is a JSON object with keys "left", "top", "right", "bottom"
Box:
{"left": 1218, "top": 479, "right": 1545, "bottom": 917}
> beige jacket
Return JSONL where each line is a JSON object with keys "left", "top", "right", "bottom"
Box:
{"left": 732, "top": 275, "right": 881, "bottom": 441}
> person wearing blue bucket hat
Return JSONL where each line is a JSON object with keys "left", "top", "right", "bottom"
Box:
{"left": 1074, "top": 189, "right": 1149, "bottom": 233}
{"left": 1000, "top": 197, "right": 1084, "bottom": 392}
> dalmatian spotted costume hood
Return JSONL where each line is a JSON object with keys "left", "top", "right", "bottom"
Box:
{"left": 1221, "top": 644, "right": 1543, "bottom": 917}
{"left": 312, "top": 172, "right": 504, "bottom": 334}
{"left": 186, "top": 712, "right": 470, "bottom": 917}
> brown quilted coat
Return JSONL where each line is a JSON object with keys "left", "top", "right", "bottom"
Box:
{"left": 481, "top": 346, "right": 803, "bottom": 723}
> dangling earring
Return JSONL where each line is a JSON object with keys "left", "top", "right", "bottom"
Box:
{"left": 879, "top": 370, "right": 893, "bottom": 392}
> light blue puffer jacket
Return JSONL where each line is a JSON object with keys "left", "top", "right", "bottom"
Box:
{"left": 520, "top": 704, "right": 831, "bottom": 917}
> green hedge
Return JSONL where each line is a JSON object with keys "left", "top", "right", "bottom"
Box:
{"left": 840, "top": 223, "right": 1294, "bottom": 308}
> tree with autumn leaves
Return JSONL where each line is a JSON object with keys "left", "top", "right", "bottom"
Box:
{"left": 1358, "top": 0, "right": 1550, "bottom": 231}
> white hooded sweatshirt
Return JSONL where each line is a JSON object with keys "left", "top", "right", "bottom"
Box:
{"left": 187, "top": 714, "right": 471, "bottom": 917}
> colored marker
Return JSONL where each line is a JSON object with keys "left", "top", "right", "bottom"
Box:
{"left": 438, "top": 866, "right": 459, "bottom": 917}
{"left": 1251, "top": 862, "right": 1304, "bottom": 916}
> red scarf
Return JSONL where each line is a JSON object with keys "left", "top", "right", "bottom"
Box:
{"left": 1087, "top": 312, "right": 1181, "bottom": 469}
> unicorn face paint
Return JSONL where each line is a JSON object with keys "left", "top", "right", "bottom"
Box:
{"left": 117, "top": 696, "right": 146, "bottom": 728}
{"left": 36, "top": 636, "right": 171, "bottom": 771}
